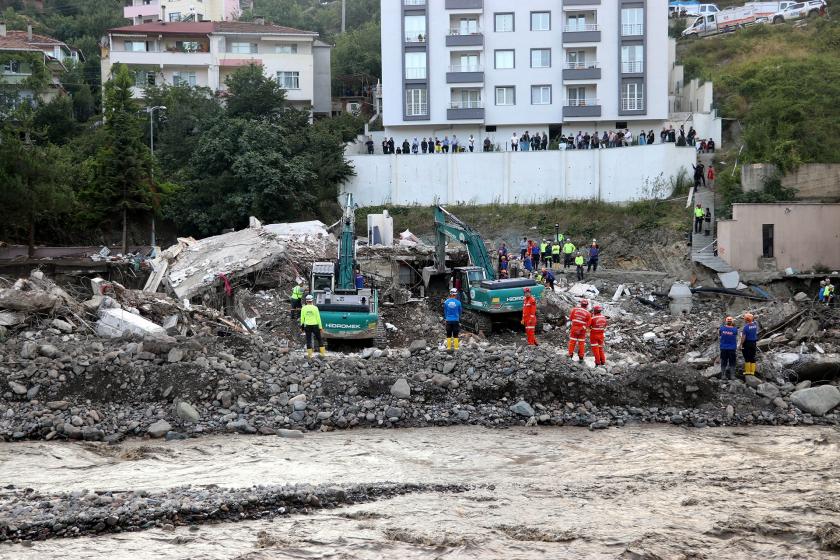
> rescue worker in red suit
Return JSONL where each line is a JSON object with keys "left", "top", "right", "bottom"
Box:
{"left": 567, "top": 299, "right": 591, "bottom": 360}
{"left": 589, "top": 304, "right": 607, "bottom": 366}
{"left": 521, "top": 287, "right": 538, "bottom": 346}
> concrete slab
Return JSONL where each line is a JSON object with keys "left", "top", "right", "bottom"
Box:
{"left": 96, "top": 309, "right": 166, "bottom": 338}
{"left": 718, "top": 270, "right": 740, "bottom": 289}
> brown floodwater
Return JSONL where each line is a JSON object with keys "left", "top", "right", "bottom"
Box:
{"left": 1, "top": 425, "right": 838, "bottom": 559}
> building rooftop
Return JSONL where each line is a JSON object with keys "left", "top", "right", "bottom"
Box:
{"left": 0, "top": 30, "right": 67, "bottom": 50}
{"left": 108, "top": 21, "right": 317, "bottom": 36}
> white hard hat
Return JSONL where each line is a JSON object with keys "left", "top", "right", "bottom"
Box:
{"left": 305, "top": 294, "right": 314, "bottom": 301}
{"left": 449, "top": 288, "right": 458, "bottom": 295}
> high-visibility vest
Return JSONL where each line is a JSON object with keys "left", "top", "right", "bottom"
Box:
{"left": 291, "top": 285, "right": 303, "bottom": 300}
{"left": 563, "top": 243, "right": 575, "bottom": 254}
{"left": 575, "top": 255, "right": 585, "bottom": 266}
{"left": 551, "top": 244, "right": 561, "bottom": 255}
{"left": 300, "top": 304, "right": 322, "bottom": 328}
{"left": 694, "top": 207, "right": 705, "bottom": 218}
{"left": 540, "top": 242, "right": 548, "bottom": 253}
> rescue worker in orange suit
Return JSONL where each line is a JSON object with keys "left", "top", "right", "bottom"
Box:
{"left": 521, "top": 287, "right": 538, "bottom": 346}
{"left": 567, "top": 299, "right": 592, "bottom": 361}
{"left": 589, "top": 304, "right": 607, "bottom": 366}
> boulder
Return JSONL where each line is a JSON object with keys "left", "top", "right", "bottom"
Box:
{"left": 790, "top": 385, "right": 840, "bottom": 416}
{"left": 408, "top": 339, "right": 427, "bottom": 353}
{"left": 431, "top": 373, "right": 452, "bottom": 388}
{"left": 141, "top": 334, "right": 178, "bottom": 355}
{"left": 510, "top": 400, "right": 535, "bottom": 417}
{"left": 385, "top": 406, "right": 403, "bottom": 419}
{"left": 792, "top": 292, "right": 809, "bottom": 302}
{"left": 277, "top": 429, "right": 304, "bottom": 439}
{"left": 51, "top": 319, "right": 74, "bottom": 333}
{"left": 39, "top": 344, "right": 60, "bottom": 359}
{"left": 390, "top": 378, "right": 411, "bottom": 399}
{"left": 167, "top": 347, "right": 185, "bottom": 363}
{"left": 147, "top": 419, "right": 172, "bottom": 438}
{"left": 8, "top": 381, "right": 27, "bottom": 395}
{"left": 175, "top": 401, "right": 200, "bottom": 423}
{"left": 756, "top": 383, "right": 780, "bottom": 399}
{"left": 20, "top": 342, "right": 38, "bottom": 359}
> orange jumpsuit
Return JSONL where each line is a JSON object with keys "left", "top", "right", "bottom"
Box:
{"left": 567, "top": 306, "right": 591, "bottom": 358}
{"left": 522, "top": 295, "right": 538, "bottom": 346}
{"left": 589, "top": 314, "right": 607, "bottom": 365}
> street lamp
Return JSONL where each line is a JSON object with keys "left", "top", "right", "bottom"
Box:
{"left": 146, "top": 105, "right": 166, "bottom": 251}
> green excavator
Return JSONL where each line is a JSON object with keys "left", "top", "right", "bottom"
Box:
{"left": 310, "top": 193, "right": 386, "bottom": 348}
{"left": 423, "top": 206, "right": 545, "bottom": 334}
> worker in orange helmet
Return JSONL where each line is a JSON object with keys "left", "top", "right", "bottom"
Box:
{"left": 567, "top": 298, "right": 592, "bottom": 361}
{"left": 521, "top": 286, "right": 538, "bottom": 346}
{"left": 589, "top": 304, "right": 608, "bottom": 366}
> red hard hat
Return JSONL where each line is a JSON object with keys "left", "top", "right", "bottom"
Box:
{"left": 523, "top": 287, "right": 531, "bottom": 293}
{"left": 580, "top": 299, "right": 589, "bottom": 307}
{"left": 593, "top": 304, "right": 602, "bottom": 312}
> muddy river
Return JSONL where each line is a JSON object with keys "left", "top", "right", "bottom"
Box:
{"left": 1, "top": 425, "right": 838, "bottom": 559}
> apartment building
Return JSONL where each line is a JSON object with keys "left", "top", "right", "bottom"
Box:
{"left": 100, "top": 21, "right": 331, "bottom": 115}
{"left": 0, "top": 23, "right": 81, "bottom": 107}
{"left": 381, "top": 0, "right": 669, "bottom": 145}
{"left": 124, "top": 0, "right": 242, "bottom": 25}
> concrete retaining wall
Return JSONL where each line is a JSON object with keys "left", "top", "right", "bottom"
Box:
{"left": 343, "top": 144, "right": 695, "bottom": 206}
{"left": 742, "top": 163, "right": 840, "bottom": 199}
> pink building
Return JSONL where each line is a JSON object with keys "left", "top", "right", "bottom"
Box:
{"left": 717, "top": 203, "right": 840, "bottom": 272}
{"left": 124, "top": 0, "right": 242, "bottom": 25}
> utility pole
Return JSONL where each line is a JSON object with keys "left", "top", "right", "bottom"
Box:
{"left": 147, "top": 105, "right": 166, "bottom": 252}
{"left": 341, "top": 0, "right": 346, "bottom": 33}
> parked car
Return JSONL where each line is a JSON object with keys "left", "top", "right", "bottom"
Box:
{"left": 682, "top": 6, "right": 768, "bottom": 37}
{"left": 771, "top": 0, "right": 826, "bottom": 23}
{"left": 669, "top": 2, "right": 720, "bottom": 18}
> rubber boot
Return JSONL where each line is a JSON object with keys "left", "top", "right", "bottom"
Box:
{"left": 306, "top": 348, "right": 313, "bottom": 359}
{"left": 319, "top": 346, "right": 326, "bottom": 356}
{"left": 445, "top": 338, "right": 452, "bottom": 351}
{"left": 453, "top": 338, "right": 460, "bottom": 351}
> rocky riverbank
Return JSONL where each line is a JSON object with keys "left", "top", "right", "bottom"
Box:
{"left": 0, "top": 482, "right": 469, "bottom": 543}
{"left": 2, "top": 330, "right": 838, "bottom": 443}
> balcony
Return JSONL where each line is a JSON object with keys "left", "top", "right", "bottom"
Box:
{"left": 124, "top": 1, "right": 159, "bottom": 18}
{"left": 405, "top": 33, "right": 427, "bottom": 44}
{"left": 446, "top": 29, "right": 484, "bottom": 47}
{"left": 621, "top": 98, "right": 645, "bottom": 112}
{"left": 447, "top": 101, "right": 484, "bottom": 120}
{"left": 446, "top": 64, "right": 484, "bottom": 83}
{"left": 621, "top": 23, "right": 644, "bottom": 36}
{"left": 563, "top": 98, "right": 601, "bottom": 118}
{"left": 405, "top": 66, "right": 428, "bottom": 81}
{"left": 562, "top": 61, "right": 601, "bottom": 80}
{"left": 563, "top": 0, "right": 600, "bottom": 5}
{"left": 621, "top": 60, "right": 644, "bottom": 74}
{"left": 110, "top": 50, "right": 213, "bottom": 67}
{"left": 563, "top": 24, "right": 601, "bottom": 43}
{"left": 403, "top": 0, "right": 426, "bottom": 5}
{"left": 445, "top": 0, "right": 483, "bottom": 9}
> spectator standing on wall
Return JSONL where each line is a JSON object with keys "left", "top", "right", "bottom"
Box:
{"left": 639, "top": 130, "right": 646, "bottom": 146}
{"left": 388, "top": 137, "right": 395, "bottom": 153}
{"left": 452, "top": 135, "right": 459, "bottom": 153}
{"left": 402, "top": 139, "right": 410, "bottom": 154}
{"left": 469, "top": 134, "right": 475, "bottom": 152}
{"left": 484, "top": 136, "right": 492, "bottom": 152}
{"left": 707, "top": 138, "right": 716, "bottom": 153}
{"left": 647, "top": 130, "right": 655, "bottom": 145}
{"left": 626, "top": 130, "right": 633, "bottom": 146}
{"left": 668, "top": 127, "right": 677, "bottom": 143}
{"left": 442, "top": 136, "right": 450, "bottom": 153}
{"left": 660, "top": 127, "right": 668, "bottom": 144}
{"left": 519, "top": 237, "right": 528, "bottom": 260}
{"left": 541, "top": 133, "right": 548, "bottom": 150}
{"left": 511, "top": 132, "right": 519, "bottom": 151}
{"left": 421, "top": 137, "right": 428, "bottom": 154}
{"left": 411, "top": 138, "right": 419, "bottom": 154}
{"left": 435, "top": 137, "right": 442, "bottom": 153}
{"left": 381, "top": 138, "right": 388, "bottom": 154}
{"left": 365, "top": 136, "right": 374, "bottom": 154}
{"left": 521, "top": 131, "right": 530, "bottom": 152}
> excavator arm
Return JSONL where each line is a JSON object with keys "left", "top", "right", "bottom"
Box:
{"left": 337, "top": 193, "right": 356, "bottom": 291}
{"left": 433, "top": 206, "right": 496, "bottom": 281}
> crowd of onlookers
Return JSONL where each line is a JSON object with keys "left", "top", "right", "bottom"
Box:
{"left": 364, "top": 124, "right": 716, "bottom": 155}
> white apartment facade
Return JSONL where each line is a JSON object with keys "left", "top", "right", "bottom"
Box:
{"left": 381, "top": 0, "right": 669, "bottom": 146}
{"left": 101, "top": 21, "right": 331, "bottom": 115}
{"left": 124, "top": 0, "right": 242, "bottom": 25}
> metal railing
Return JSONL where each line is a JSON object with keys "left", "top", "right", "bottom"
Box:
{"left": 621, "top": 60, "right": 644, "bottom": 73}
{"left": 621, "top": 98, "right": 645, "bottom": 111}
{"left": 450, "top": 100, "right": 483, "bottom": 109}
{"left": 563, "top": 24, "right": 599, "bottom": 32}
{"left": 565, "top": 97, "right": 599, "bottom": 107}
{"left": 564, "top": 61, "right": 599, "bottom": 69}
{"left": 448, "top": 27, "right": 482, "bottom": 35}
{"left": 405, "top": 34, "right": 426, "bottom": 43}
{"left": 405, "top": 67, "right": 427, "bottom": 79}
{"left": 621, "top": 23, "right": 644, "bottom": 35}
{"left": 404, "top": 0, "right": 426, "bottom": 5}
{"left": 448, "top": 64, "right": 483, "bottom": 72}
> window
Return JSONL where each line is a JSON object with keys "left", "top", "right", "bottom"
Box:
{"left": 621, "top": 7, "right": 644, "bottom": 36}
{"left": 566, "top": 50, "right": 586, "bottom": 69}
{"left": 531, "top": 85, "right": 551, "bottom": 105}
{"left": 405, "top": 87, "right": 428, "bottom": 116}
{"left": 621, "top": 82, "right": 644, "bottom": 111}
{"left": 168, "top": 11, "right": 181, "bottom": 22}
{"left": 275, "top": 43, "right": 298, "bottom": 54}
{"left": 276, "top": 71, "right": 300, "bottom": 89}
{"left": 229, "top": 42, "right": 257, "bottom": 54}
{"left": 176, "top": 41, "right": 200, "bottom": 52}
{"left": 456, "top": 54, "right": 479, "bottom": 72}
{"left": 495, "top": 86, "right": 515, "bottom": 106}
{"left": 404, "top": 14, "right": 426, "bottom": 42}
{"left": 530, "top": 48, "right": 551, "bottom": 68}
{"left": 456, "top": 17, "right": 478, "bottom": 35}
{"left": 133, "top": 70, "right": 156, "bottom": 88}
{"left": 566, "top": 14, "right": 586, "bottom": 31}
{"left": 494, "top": 13, "right": 514, "bottom": 32}
{"left": 494, "top": 49, "right": 514, "bottom": 69}
{"left": 124, "top": 40, "right": 147, "bottom": 52}
{"left": 621, "top": 45, "right": 644, "bottom": 73}
{"left": 762, "top": 224, "right": 774, "bottom": 258}
{"left": 404, "top": 52, "right": 426, "bottom": 79}
{"left": 1, "top": 61, "right": 22, "bottom": 73}
{"left": 173, "top": 71, "right": 197, "bottom": 86}
{"left": 455, "top": 89, "right": 481, "bottom": 109}
{"left": 567, "top": 86, "right": 586, "bottom": 106}
{"left": 531, "top": 11, "right": 550, "bottom": 31}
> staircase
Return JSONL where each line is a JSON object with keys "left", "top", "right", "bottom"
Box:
{"left": 690, "top": 154, "right": 734, "bottom": 274}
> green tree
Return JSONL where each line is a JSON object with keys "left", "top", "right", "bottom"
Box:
{"left": 85, "top": 65, "right": 154, "bottom": 253}
{"left": 331, "top": 20, "right": 381, "bottom": 92}
{"left": 33, "top": 95, "right": 77, "bottom": 144}
{"left": 224, "top": 63, "right": 287, "bottom": 118}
